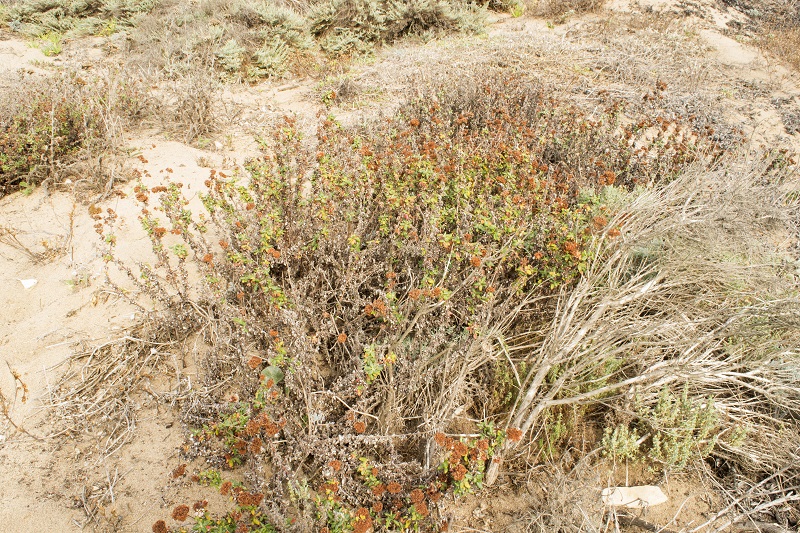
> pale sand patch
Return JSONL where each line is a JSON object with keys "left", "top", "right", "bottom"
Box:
{"left": 0, "top": 36, "right": 54, "bottom": 76}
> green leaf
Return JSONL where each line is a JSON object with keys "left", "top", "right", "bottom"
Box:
{"left": 261, "top": 365, "right": 284, "bottom": 384}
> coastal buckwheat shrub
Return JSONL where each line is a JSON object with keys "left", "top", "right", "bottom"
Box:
{"left": 113, "top": 74, "right": 721, "bottom": 529}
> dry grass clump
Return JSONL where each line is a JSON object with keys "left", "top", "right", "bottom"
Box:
{"left": 0, "top": 68, "right": 152, "bottom": 196}
{"left": 522, "top": 458, "right": 605, "bottom": 532}
{"left": 46, "top": 310, "right": 198, "bottom": 454}
{"left": 485, "top": 150, "right": 800, "bottom": 518}
{"left": 165, "top": 74, "right": 221, "bottom": 143}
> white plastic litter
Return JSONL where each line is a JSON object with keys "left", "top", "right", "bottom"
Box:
{"left": 601, "top": 486, "right": 668, "bottom": 508}
{"left": 19, "top": 278, "right": 37, "bottom": 289}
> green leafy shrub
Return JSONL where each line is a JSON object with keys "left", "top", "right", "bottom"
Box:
{"left": 640, "top": 386, "right": 721, "bottom": 472}
{"left": 603, "top": 387, "right": 741, "bottom": 473}
{"left": 216, "top": 38, "right": 246, "bottom": 72}
{"left": 601, "top": 424, "right": 640, "bottom": 462}
{"left": 38, "top": 29, "right": 62, "bottom": 55}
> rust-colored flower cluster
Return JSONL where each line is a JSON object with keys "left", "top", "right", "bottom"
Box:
{"left": 352, "top": 507, "right": 373, "bottom": 533}
{"left": 563, "top": 241, "right": 581, "bottom": 260}
{"left": 248, "top": 411, "right": 284, "bottom": 437}
{"left": 171, "top": 504, "right": 190, "bottom": 521}
{"left": 236, "top": 491, "right": 264, "bottom": 507}
{"left": 507, "top": 427, "right": 523, "bottom": 442}
{"left": 364, "top": 298, "right": 388, "bottom": 318}
{"left": 249, "top": 437, "right": 263, "bottom": 454}
{"left": 171, "top": 463, "right": 187, "bottom": 479}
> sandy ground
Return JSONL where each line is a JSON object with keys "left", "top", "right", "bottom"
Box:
{"left": 1, "top": 0, "right": 799, "bottom": 531}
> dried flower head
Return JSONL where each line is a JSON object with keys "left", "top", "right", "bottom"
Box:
{"left": 319, "top": 480, "right": 339, "bottom": 495}
{"left": 592, "top": 216, "right": 608, "bottom": 231}
{"left": 236, "top": 491, "right": 264, "bottom": 507}
{"left": 249, "top": 437, "right": 263, "bottom": 454}
{"left": 263, "top": 417, "right": 281, "bottom": 437}
{"left": 152, "top": 520, "right": 167, "bottom": 533}
{"left": 507, "top": 427, "right": 523, "bottom": 442}
{"left": 387, "top": 481, "right": 402, "bottom": 494}
{"left": 451, "top": 464, "right": 467, "bottom": 481}
{"left": 563, "top": 241, "right": 581, "bottom": 259}
{"left": 172, "top": 504, "right": 190, "bottom": 521}
{"left": 337, "top": 333, "right": 347, "bottom": 344}
{"left": 171, "top": 463, "right": 187, "bottom": 479}
{"left": 451, "top": 440, "right": 468, "bottom": 458}
{"left": 353, "top": 507, "right": 373, "bottom": 533}
{"left": 353, "top": 421, "right": 366, "bottom": 434}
